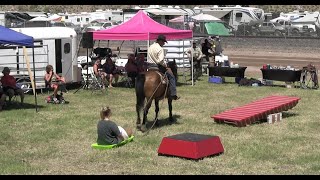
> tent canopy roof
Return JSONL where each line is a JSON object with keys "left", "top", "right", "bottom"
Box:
{"left": 93, "top": 10, "right": 192, "bottom": 41}
{"left": 0, "top": 25, "right": 34, "bottom": 46}
{"left": 192, "top": 13, "right": 221, "bottom": 22}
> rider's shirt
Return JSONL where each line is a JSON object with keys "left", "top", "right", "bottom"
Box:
{"left": 147, "top": 42, "right": 166, "bottom": 67}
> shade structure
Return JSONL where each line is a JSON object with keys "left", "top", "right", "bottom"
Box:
{"left": 0, "top": 25, "right": 37, "bottom": 112}
{"left": 169, "top": 15, "right": 184, "bottom": 23}
{"left": 0, "top": 25, "right": 34, "bottom": 46}
{"left": 93, "top": 10, "right": 193, "bottom": 41}
{"left": 191, "top": 13, "right": 221, "bottom": 22}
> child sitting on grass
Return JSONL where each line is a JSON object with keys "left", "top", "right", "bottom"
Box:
{"left": 97, "top": 106, "right": 133, "bottom": 145}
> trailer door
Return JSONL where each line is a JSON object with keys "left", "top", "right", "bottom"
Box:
{"left": 61, "top": 38, "right": 72, "bottom": 82}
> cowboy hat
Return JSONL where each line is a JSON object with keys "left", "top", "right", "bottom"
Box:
{"left": 2, "top": 67, "right": 10, "bottom": 73}
{"left": 157, "top": 34, "right": 167, "bottom": 43}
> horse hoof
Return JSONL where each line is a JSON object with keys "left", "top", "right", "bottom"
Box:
{"left": 136, "top": 124, "right": 142, "bottom": 131}
{"left": 155, "top": 119, "right": 160, "bottom": 127}
{"left": 169, "top": 118, "right": 176, "bottom": 123}
{"left": 140, "top": 125, "right": 148, "bottom": 132}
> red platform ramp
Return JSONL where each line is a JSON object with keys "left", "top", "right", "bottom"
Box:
{"left": 158, "top": 133, "right": 224, "bottom": 160}
{"left": 212, "top": 95, "right": 300, "bottom": 127}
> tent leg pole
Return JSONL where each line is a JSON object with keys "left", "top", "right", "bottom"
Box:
{"left": 32, "top": 47, "right": 38, "bottom": 112}
{"left": 86, "top": 48, "right": 89, "bottom": 90}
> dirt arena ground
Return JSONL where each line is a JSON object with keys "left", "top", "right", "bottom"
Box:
{"left": 78, "top": 36, "right": 320, "bottom": 74}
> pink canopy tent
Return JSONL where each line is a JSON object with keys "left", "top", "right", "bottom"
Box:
{"left": 93, "top": 10, "right": 193, "bottom": 41}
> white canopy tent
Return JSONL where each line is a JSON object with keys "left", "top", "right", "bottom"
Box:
{"left": 191, "top": 13, "right": 222, "bottom": 22}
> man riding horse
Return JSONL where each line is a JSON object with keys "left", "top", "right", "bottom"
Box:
{"left": 146, "top": 35, "right": 180, "bottom": 100}
{"left": 135, "top": 35, "right": 179, "bottom": 132}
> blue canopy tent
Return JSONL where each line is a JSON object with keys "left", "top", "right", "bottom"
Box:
{"left": 0, "top": 25, "right": 34, "bottom": 46}
{"left": 0, "top": 25, "right": 38, "bottom": 112}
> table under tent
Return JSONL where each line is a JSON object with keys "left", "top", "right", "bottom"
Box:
{"left": 93, "top": 10, "right": 196, "bottom": 85}
{"left": 0, "top": 25, "right": 38, "bottom": 111}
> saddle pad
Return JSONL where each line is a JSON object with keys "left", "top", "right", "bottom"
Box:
{"left": 91, "top": 136, "right": 135, "bottom": 150}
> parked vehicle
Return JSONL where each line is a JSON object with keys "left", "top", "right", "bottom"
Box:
{"left": 0, "top": 27, "right": 81, "bottom": 92}
{"left": 252, "top": 22, "right": 285, "bottom": 36}
{"left": 276, "top": 19, "right": 315, "bottom": 36}
{"left": 199, "top": 5, "right": 265, "bottom": 31}
{"left": 82, "top": 19, "right": 119, "bottom": 33}
{"left": 51, "top": 21, "right": 82, "bottom": 34}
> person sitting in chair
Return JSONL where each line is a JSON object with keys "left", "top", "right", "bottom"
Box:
{"left": 1, "top": 67, "right": 24, "bottom": 105}
{"left": 136, "top": 53, "right": 147, "bottom": 73}
{"left": 44, "top": 65, "right": 66, "bottom": 103}
{"left": 93, "top": 58, "right": 106, "bottom": 89}
{"left": 147, "top": 34, "right": 179, "bottom": 100}
{"left": 102, "top": 58, "right": 119, "bottom": 88}
{"left": 125, "top": 54, "right": 138, "bottom": 85}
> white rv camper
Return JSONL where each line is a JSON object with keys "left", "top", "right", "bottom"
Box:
{"left": 199, "top": 5, "right": 265, "bottom": 30}
{"left": 0, "top": 27, "right": 81, "bottom": 91}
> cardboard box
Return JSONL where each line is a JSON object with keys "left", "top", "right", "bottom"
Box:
{"left": 267, "top": 112, "right": 282, "bottom": 124}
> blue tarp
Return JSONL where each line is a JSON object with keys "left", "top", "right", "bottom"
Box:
{"left": 0, "top": 25, "right": 34, "bottom": 46}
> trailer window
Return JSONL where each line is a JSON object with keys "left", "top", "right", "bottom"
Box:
{"left": 64, "top": 43, "right": 70, "bottom": 54}
{"left": 236, "top": 13, "right": 242, "bottom": 18}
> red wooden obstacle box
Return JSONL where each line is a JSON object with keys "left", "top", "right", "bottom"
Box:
{"left": 158, "top": 133, "right": 224, "bottom": 160}
{"left": 212, "top": 95, "right": 300, "bottom": 127}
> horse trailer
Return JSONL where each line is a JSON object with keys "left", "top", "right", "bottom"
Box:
{"left": 0, "top": 27, "right": 82, "bottom": 92}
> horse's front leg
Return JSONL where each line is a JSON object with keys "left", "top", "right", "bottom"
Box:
{"left": 141, "top": 98, "right": 152, "bottom": 132}
{"left": 136, "top": 96, "right": 145, "bottom": 130}
{"left": 168, "top": 98, "right": 175, "bottom": 122}
{"left": 154, "top": 99, "right": 160, "bottom": 126}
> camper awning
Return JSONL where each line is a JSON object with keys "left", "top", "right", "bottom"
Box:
{"left": 145, "top": 9, "right": 188, "bottom": 16}
{"left": 207, "top": 10, "right": 231, "bottom": 19}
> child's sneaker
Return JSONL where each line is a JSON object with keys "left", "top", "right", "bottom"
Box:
{"left": 53, "top": 97, "right": 59, "bottom": 104}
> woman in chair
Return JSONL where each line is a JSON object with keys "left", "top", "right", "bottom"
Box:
{"left": 136, "top": 53, "right": 147, "bottom": 73}
{"left": 125, "top": 54, "right": 138, "bottom": 85}
{"left": 93, "top": 59, "right": 107, "bottom": 89}
{"left": 1, "top": 67, "right": 25, "bottom": 105}
{"left": 102, "top": 58, "right": 119, "bottom": 88}
{"left": 44, "top": 65, "right": 66, "bottom": 103}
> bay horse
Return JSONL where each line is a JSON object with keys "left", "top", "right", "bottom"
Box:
{"left": 135, "top": 60, "right": 177, "bottom": 132}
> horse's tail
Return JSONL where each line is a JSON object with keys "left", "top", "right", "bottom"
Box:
{"left": 135, "top": 73, "right": 146, "bottom": 107}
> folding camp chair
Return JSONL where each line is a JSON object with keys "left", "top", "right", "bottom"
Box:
{"left": 87, "top": 67, "right": 106, "bottom": 94}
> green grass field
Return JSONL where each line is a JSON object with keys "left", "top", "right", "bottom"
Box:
{"left": 1, "top": 72, "right": 320, "bottom": 175}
